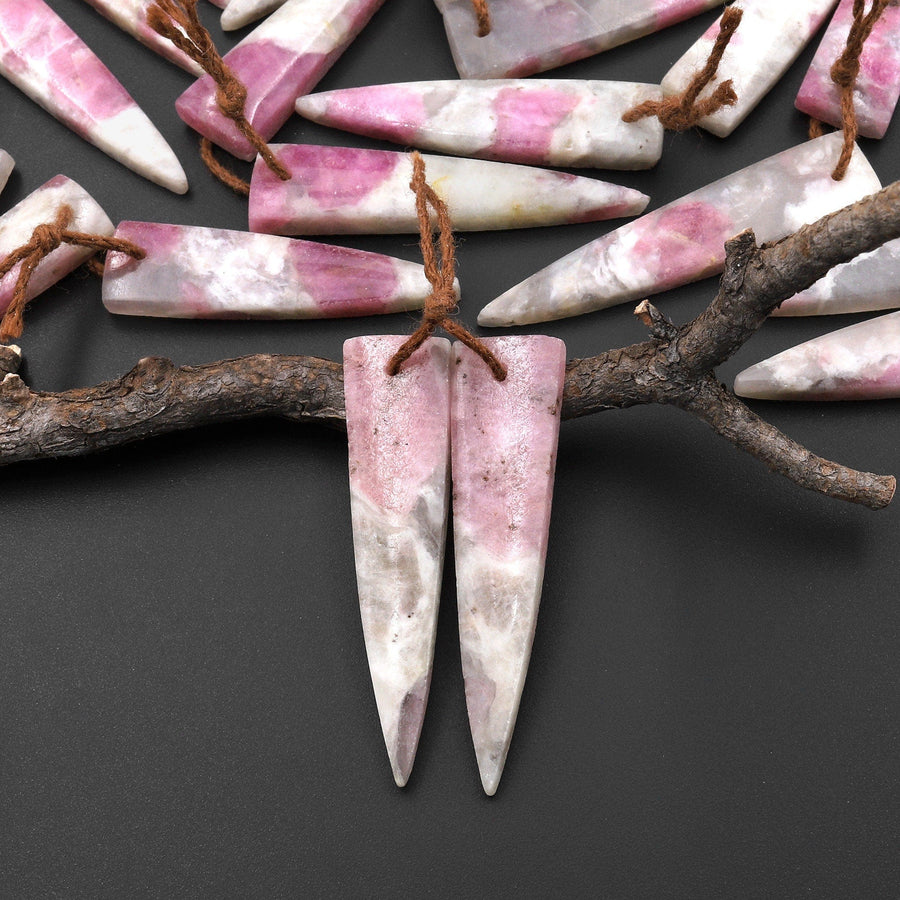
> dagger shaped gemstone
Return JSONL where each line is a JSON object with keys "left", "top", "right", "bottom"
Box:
{"left": 0, "top": 0, "right": 188, "bottom": 194}
{"left": 344, "top": 336, "right": 452, "bottom": 787}
{"left": 80, "top": 0, "right": 204, "bottom": 76}
{"left": 249, "top": 145, "right": 649, "bottom": 235}
{"left": 0, "top": 176, "right": 113, "bottom": 315}
{"left": 661, "top": 0, "right": 838, "bottom": 137}
{"left": 478, "top": 133, "right": 881, "bottom": 327}
{"left": 295, "top": 80, "right": 664, "bottom": 170}
{"left": 221, "top": 0, "right": 289, "bottom": 30}
{"left": 102, "top": 222, "right": 447, "bottom": 318}
{"left": 734, "top": 311, "right": 900, "bottom": 400}
{"left": 451, "top": 336, "right": 566, "bottom": 796}
{"left": 796, "top": 0, "right": 900, "bottom": 139}
{"left": 0, "top": 151, "right": 13, "bottom": 196}
{"left": 176, "top": 0, "right": 386, "bottom": 160}
{"left": 433, "top": 0, "right": 724, "bottom": 80}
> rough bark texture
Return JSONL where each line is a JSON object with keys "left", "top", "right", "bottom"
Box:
{"left": 3, "top": 183, "right": 900, "bottom": 509}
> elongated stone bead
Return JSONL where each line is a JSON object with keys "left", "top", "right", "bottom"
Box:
{"left": 221, "top": 0, "right": 289, "bottom": 30}
{"left": 478, "top": 133, "right": 880, "bottom": 326}
{"left": 0, "top": 150, "right": 13, "bottom": 195}
{"left": 734, "top": 311, "right": 900, "bottom": 400}
{"left": 249, "top": 145, "right": 649, "bottom": 235}
{"left": 176, "top": 0, "right": 386, "bottom": 160}
{"left": 661, "top": 0, "right": 838, "bottom": 138}
{"left": 451, "top": 336, "right": 566, "bottom": 796}
{"left": 796, "top": 0, "right": 900, "bottom": 139}
{"left": 0, "top": 175, "right": 113, "bottom": 315}
{"left": 0, "top": 0, "right": 187, "bottom": 194}
{"left": 102, "top": 222, "right": 444, "bottom": 318}
{"left": 80, "top": 0, "right": 204, "bottom": 75}
{"left": 344, "top": 336, "right": 452, "bottom": 787}
{"left": 434, "top": 0, "right": 724, "bottom": 79}
{"left": 296, "top": 80, "right": 664, "bottom": 170}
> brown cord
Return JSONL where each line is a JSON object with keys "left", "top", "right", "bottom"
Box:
{"left": 0, "top": 206, "right": 146, "bottom": 343}
{"left": 386, "top": 153, "right": 506, "bottom": 381}
{"left": 808, "top": 117, "right": 825, "bottom": 139}
{"left": 147, "top": 0, "right": 291, "bottom": 193}
{"left": 200, "top": 136, "right": 251, "bottom": 197}
{"left": 623, "top": 6, "right": 743, "bottom": 130}
{"left": 471, "top": 0, "right": 492, "bottom": 36}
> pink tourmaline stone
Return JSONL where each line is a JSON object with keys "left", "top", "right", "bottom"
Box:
{"left": 796, "top": 0, "right": 900, "bottom": 139}
{"left": 296, "top": 79, "right": 664, "bottom": 170}
{"left": 249, "top": 144, "right": 648, "bottom": 235}
{"left": 734, "top": 311, "right": 900, "bottom": 400}
{"left": 0, "top": 0, "right": 187, "bottom": 193}
{"left": 0, "top": 150, "right": 13, "bottom": 195}
{"left": 102, "top": 222, "right": 443, "bottom": 319}
{"left": 176, "top": 0, "right": 386, "bottom": 160}
{"left": 451, "top": 336, "right": 566, "bottom": 795}
{"left": 434, "top": 0, "right": 724, "bottom": 79}
{"left": 0, "top": 176, "right": 113, "bottom": 315}
{"left": 344, "top": 336, "right": 452, "bottom": 787}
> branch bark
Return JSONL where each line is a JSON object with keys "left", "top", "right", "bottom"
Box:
{"left": 3, "top": 183, "right": 900, "bottom": 510}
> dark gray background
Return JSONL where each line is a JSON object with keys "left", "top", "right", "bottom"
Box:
{"left": 2, "top": 1, "right": 899, "bottom": 897}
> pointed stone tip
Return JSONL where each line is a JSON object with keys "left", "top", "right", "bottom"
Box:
{"left": 295, "top": 93, "right": 328, "bottom": 121}
{"left": 219, "top": 5, "right": 249, "bottom": 30}
{"left": 477, "top": 758, "right": 504, "bottom": 796}
{"left": 733, "top": 365, "right": 778, "bottom": 400}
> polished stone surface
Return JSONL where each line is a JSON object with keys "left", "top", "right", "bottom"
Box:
{"left": 0, "top": 150, "right": 13, "bottom": 195}
{"left": 221, "top": 0, "right": 289, "bottom": 30}
{"left": 344, "top": 335, "right": 452, "bottom": 787}
{"left": 296, "top": 79, "right": 664, "bottom": 169}
{"left": 478, "top": 133, "right": 881, "bottom": 326}
{"left": 249, "top": 144, "right": 649, "bottom": 235}
{"left": 451, "top": 336, "right": 566, "bottom": 796}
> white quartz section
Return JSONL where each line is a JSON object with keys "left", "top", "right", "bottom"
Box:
{"left": 0, "top": 150, "right": 13, "bottom": 195}
{"left": 221, "top": 0, "right": 289, "bottom": 29}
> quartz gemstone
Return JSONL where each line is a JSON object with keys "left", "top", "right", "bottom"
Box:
{"left": 102, "top": 221, "right": 444, "bottom": 318}
{"left": 434, "top": 0, "right": 724, "bottom": 79}
{"left": 478, "top": 133, "right": 881, "bottom": 326}
{"left": 661, "top": 0, "right": 838, "bottom": 138}
{"left": 451, "top": 336, "right": 566, "bottom": 796}
{"left": 0, "top": 175, "right": 113, "bottom": 315}
{"left": 207, "top": 0, "right": 229, "bottom": 6}
{"left": 80, "top": 0, "right": 204, "bottom": 75}
{"left": 796, "top": 0, "right": 900, "bottom": 139}
{"left": 249, "top": 144, "right": 649, "bottom": 235}
{"left": 0, "top": 150, "right": 13, "bottom": 195}
{"left": 176, "top": 0, "right": 386, "bottom": 160}
{"left": 734, "top": 311, "right": 900, "bottom": 400}
{"left": 296, "top": 79, "right": 664, "bottom": 170}
{"left": 221, "top": 0, "right": 289, "bottom": 30}
{"left": 344, "top": 336, "right": 452, "bottom": 787}
{"left": 0, "top": 0, "right": 188, "bottom": 194}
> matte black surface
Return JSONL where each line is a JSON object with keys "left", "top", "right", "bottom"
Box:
{"left": 2, "top": 3, "right": 899, "bottom": 897}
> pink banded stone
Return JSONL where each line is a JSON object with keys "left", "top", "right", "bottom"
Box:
{"left": 102, "top": 222, "right": 443, "bottom": 318}
{"left": 734, "top": 311, "right": 900, "bottom": 400}
{"left": 661, "top": 0, "right": 838, "bottom": 137}
{"left": 0, "top": 175, "right": 113, "bottom": 315}
{"left": 249, "top": 144, "right": 649, "bottom": 235}
{"left": 344, "top": 336, "right": 452, "bottom": 787}
{"left": 296, "top": 79, "right": 664, "bottom": 170}
{"left": 797, "top": 0, "right": 900, "bottom": 139}
{"left": 80, "top": 0, "right": 204, "bottom": 76}
{"left": 434, "top": 0, "right": 724, "bottom": 79}
{"left": 176, "top": 0, "right": 386, "bottom": 160}
{"left": 0, "top": 0, "right": 187, "bottom": 193}
{"left": 451, "top": 336, "right": 566, "bottom": 796}
{"left": 478, "top": 133, "right": 881, "bottom": 326}
{"left": 0, "top": 150, "right": 13, "bottom": 195}
{"left": 221, "top": 0, "right": 289, "bottom": 30}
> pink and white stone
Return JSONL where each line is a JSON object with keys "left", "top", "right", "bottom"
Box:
{"left": 0, "top": 150, "right": 13, "bottom": 195}
{"left": 796, "top": 0, "right": 900, "bottom": 139}
{"left": 344, "top": 336, "right": 452, "bottom": 787}
{"left": 478, "top": 133, "right": 880, "bottom": 326}
{"left": 176, "top": 0, "right": 386, "bottom": 160}
{"left": 434, "top": 0, "right": 724, "bottom": 79}
{"left": 221, "top": 0, "right": 289, "bottom": 30}
{"left": 451, "top": 336, "right": 565, "bottom": 796}
{"left": 0, "top": 0, "right": 188, "bottom": 194}
{"left": 734, "top": 311, "right": 900, "bottom": 400}
{"left": 296, "top": 80, "right": 664, "bottom": 170}
{"left": 0, "top": 175, "right": 113, "bottom": 315}
{"left": 207, "top": 0, "right": 229, "bottom": 7}
{"left": 102, "top": 222, "right": 445, "bottom": 318}
{"left": 80, "top": 0, "right": 204, "bottom": 76}
{"left": 661, "top": 0, "right": 837, "bottom": 137}
{"left": 249, "top": 145, "right": 649, "bottom": 235}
